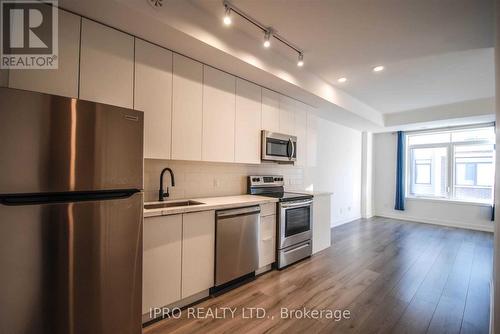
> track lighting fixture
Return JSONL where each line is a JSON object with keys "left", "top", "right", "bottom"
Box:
{"left": 297, "top": 53, "right": 304, "bottom": 67}
{"left": 263, "top": 30, "right": 271, "bottom": 48}
{"left": 222, "top": 0, "right": 304, "bottom": 67}
{"left": 223, "top": 6, "right": 232, "bottom": 25}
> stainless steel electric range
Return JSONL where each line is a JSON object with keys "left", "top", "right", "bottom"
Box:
{"left": 248, "top": 175, "right": 313, "bottom": 269}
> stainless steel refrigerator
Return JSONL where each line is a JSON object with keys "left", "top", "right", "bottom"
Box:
{"left": 0, "top": 87, "right": 144, "bottom": 334}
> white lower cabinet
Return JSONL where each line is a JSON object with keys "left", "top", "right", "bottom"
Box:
{"left": 259, "top": 214, "right": 276, "bottom": 268}
{"left": 181, "top": 210, "right": 215, "bottom": 298}
{"left": 312, "top": 195, "right": 332, "bottom": 254}
{"left": 142, "top": 214, "right": 182, "bottom": 314}
{"left": 143, "top": 210, "right": 215, "bottom": 313}
{"left": 259, "top": 202, "right": 276, "bottom": 270}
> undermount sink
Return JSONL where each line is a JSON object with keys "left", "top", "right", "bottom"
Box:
{"left": 144, "top": 200, "right": 205, "bottom": 210}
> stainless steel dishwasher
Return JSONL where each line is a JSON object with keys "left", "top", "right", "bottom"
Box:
{"left": 215, "top": 205, "right": 260, "bottom": 287}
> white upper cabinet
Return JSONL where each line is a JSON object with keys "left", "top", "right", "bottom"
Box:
{"left": 261, "top": 88, "right": 280, "bottom": 133}
{"left": 294, "top": 101, "right": 308, "bottom": 166}
{"left": 307, "top": 113, "right": 319, "bottom": 167}
{"left": 79, "top": 19, "right": 134, "bottom": 108}
{"left": 279, "top": 95, "right": 295, "bottom": 135}
{"left": 171, "top": 54, "right": 203, "bottom": 161}
{"left": 235, "top": 78, "right": 262, "bottom": 164}
{"left": 134, "top": 39, "right": 173, "bottom": 160}
{"left": 8, "top": 9, "right": 80, "bottom": 97}
{"left": 202, "top": 66, "right": 236, "bottom": 163}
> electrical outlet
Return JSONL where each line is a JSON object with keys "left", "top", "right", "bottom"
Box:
{"left": 213, "top": 178, "right": 220, "bottom": 188}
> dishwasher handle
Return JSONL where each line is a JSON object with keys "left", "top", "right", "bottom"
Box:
{"left": 216, "top": 205, "right": 261, "bottom": 219}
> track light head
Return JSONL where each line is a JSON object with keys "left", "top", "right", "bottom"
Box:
{"left": 263, "top": 30, "right": 271, "bottom": 48}
{"left": 297, "top": 53, "right": 304, "bottom": 67}
{"left": 223, "top": 6, "right": 232, "bottom": 25}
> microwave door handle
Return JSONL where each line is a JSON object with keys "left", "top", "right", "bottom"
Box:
{"left": 291, "top": 140, "right": 295, "bottom": 160}
{"left": 287, "top": 138, "right": 293, "bottom": 159}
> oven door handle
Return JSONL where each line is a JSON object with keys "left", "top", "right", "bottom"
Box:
{"left": 281, "top": 200, "right": 313, "bottom": 208}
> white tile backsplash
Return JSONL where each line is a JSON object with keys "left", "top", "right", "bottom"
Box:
{"left": 144, "top": 159, "right": 304, "bottom": 202}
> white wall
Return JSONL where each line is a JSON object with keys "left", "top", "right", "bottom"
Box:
{"left": 361, "top": 132, "right": 374, "bottom": 218}
{"left": 304, "top": 114, "right": 362, "bottom": 226}
{"left": 373, "top": 132, "right": 494, "bottom": 232}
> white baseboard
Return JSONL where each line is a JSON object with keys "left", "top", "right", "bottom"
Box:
{"left": 332, "top": 215, "right": 362, "bottom": 227}
{"left": 375, "top": 212, "right": 494, "bottom": 232}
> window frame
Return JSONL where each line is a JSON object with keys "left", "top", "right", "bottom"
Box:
{"left": 407, "top": 143, "right": 449, "bottom": 199}
{"left": 405, "top": 125, "right": 495, "bottom": 205}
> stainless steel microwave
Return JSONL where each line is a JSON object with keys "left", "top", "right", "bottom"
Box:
{"left": 261, "top": 130, "right": 297, "bottom": 162}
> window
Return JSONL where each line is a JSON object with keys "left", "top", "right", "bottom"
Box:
{"left": 406, "top": 126, "right": 495, "bottom": 204}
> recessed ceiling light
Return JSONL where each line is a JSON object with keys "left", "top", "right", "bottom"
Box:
{"left": 337, "top": 77, "right": 347, "bottom": 83}
{"left": 373, "top": 65, "right": 384, "bottom": 72}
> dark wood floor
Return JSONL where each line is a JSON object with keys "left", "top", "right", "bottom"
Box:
{"left": 144, "top": 217, "right": 494, "bottom": 334}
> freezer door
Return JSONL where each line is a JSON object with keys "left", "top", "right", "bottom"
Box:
{"left": 0, "top": 192, "right": 143, "bottom": 334}
{"left": 0, "top": 87, "right": 143, "bottom": 194}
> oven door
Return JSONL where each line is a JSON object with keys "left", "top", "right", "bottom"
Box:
{"left": 278, "top": 199, "right": 313, "bottom": 249}
{"left": 261, "top": 131, "right": 297, "bottom": 162}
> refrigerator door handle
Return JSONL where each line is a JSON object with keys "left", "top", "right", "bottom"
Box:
{"left": 0, "top": 189, "right": 140, "bottom": 206}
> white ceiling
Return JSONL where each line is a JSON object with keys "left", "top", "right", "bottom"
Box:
{"left": 194, "top": 0, "right": 494, "bottom": 114}
{"left": 60, "top": 0, "right": 495, "bottom": 130}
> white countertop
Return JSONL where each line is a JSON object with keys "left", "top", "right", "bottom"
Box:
{"left": 144, "top": 195, "right": 278, "bottom": 218}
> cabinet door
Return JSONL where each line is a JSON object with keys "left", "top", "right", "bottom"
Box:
{"left": 235, "top": 78, "right": 261, "bottom": 164}
{"left": 171, "top": 54, "right": 203, "bottom": 161}
{"left": 307, "top": 113, "right": 319, "bottom": 167}
{"left": 182, "top": 211, "right": 215, "bottom": 298}
{"left": 261, "top": 88, "right": 280, "bottom": 133}
{"left": 294, "top": 101, "right": 308, "bottom": 167}
{"left": 79, "top": 19, "right": 134, "bottom": 108}
{"left": 134, "top": 39, "right": 173, "bottom": 159}
{"left": 313, "top": 195, "right": 332, "bottom": 254}
{"left": 143, "top": 214, "right": 182, "bottom": 314}
{"left": 259, "top": 215, "right": 276, "bottom": 267}
{"left": 8, "top": 9, "right": 80, "bottom": 97}
{"left": 202, "top": 66, "right": 236, "bottom": 162}
{"left": 279, "top": 95, "right": 295, "bottom": 135}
